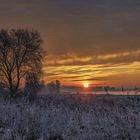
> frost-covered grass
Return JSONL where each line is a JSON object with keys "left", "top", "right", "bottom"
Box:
{"left": 0, "top": 94, "right": 140, "bottom": 140}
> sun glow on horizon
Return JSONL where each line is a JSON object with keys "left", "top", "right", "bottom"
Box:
{"left": 83, "top": 82, "right": 89, "bottom": 88}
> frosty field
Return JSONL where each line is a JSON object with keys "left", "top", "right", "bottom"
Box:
{"left": 0, "top": 94, "right": 139, "bottom": 140}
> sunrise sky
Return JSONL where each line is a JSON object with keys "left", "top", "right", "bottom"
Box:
{"left": 0, "top": 0, "right": 140, "bottom": 87}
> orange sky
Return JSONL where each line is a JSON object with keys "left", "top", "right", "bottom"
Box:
{"left": 43, "top": 61, "right": 140, "bottom": 87}
{"left": 0, "top": 0, "right": 140, "bottom": 87}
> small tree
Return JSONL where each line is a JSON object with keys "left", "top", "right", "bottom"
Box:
{"left": 47, "top": 82, "right": 56, "bottom": 94}
{"left": 0, "top": 29, "right": 43, "bottom": 97}
{"left": 55, "top": 80, "right": 61, "bottom": 93}
{"left": 47, "top": 80, "right": 61, "bottom": 94}
{"left": 24, "top": 72, "right": 41, "bottom": 100}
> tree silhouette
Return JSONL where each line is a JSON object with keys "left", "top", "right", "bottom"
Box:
{"left": 24, "top": 72, "right": 42, "bottom": 100}
{"left": 0, "top": 29, "right": 43, "bottom": 97}
{"left": 56, "top": 80, "right": 61, "bottom": 93}
{"left": 47, "top": 80, "right": 61, "bottom": 94}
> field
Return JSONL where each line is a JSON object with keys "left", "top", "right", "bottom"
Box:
{"left": 0, "top": 94, "right": 140, "bottom": 140}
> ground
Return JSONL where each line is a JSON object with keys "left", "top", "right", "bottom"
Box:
{"left": 0, "top": 94, "right": 139, "bottom": 140}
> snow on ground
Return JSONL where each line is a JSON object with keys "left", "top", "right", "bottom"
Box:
{"left": 0, "top": 94, "right": 139, "bottom": 140}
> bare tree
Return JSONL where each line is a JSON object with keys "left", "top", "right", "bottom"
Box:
{"left": 24, "top": 72, "right": 43, "bottom": 100}
{"left": 56, "top": 80, "right": 61, "bottom": 93}
{"left": 47, "top": 80, "right": 61, "bottom": 94}
{"left": 47, "top": 81, "right": 56, "bottom": 94}
{"left": 0, "top": 29, "right": 43, "bottom": 97}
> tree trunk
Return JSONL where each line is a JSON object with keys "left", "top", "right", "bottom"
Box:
{"left": 9, "top": 88, "right": 14, "bottom": 97}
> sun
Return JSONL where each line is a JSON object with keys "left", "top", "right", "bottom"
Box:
{"left": 83, "top": 83, "right": 89, "bottom": 88}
